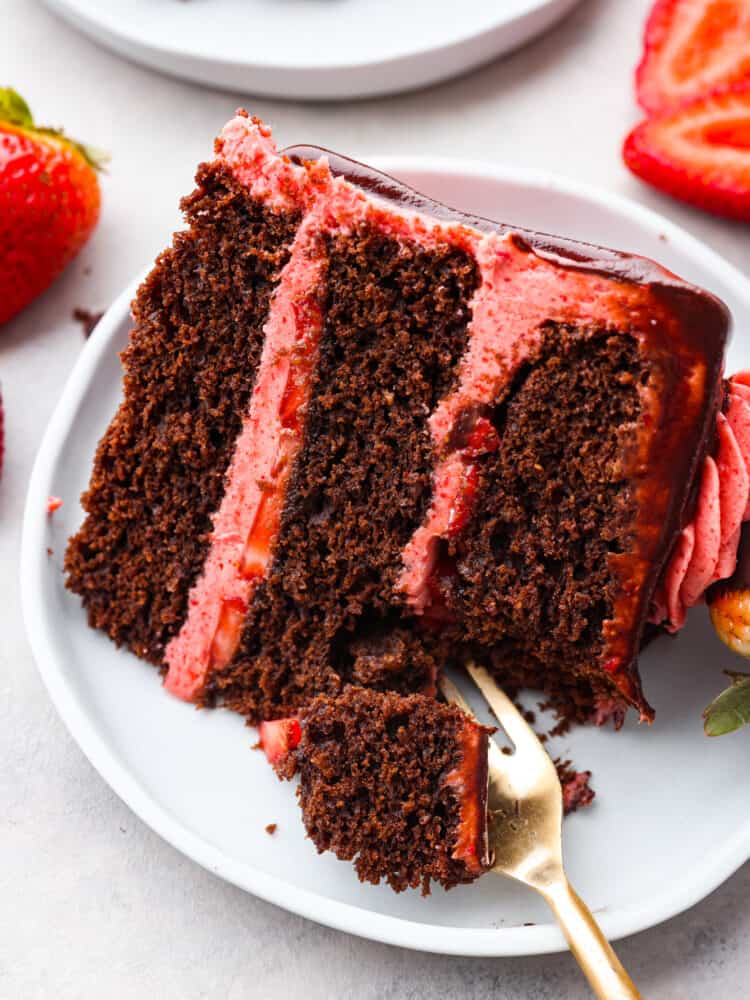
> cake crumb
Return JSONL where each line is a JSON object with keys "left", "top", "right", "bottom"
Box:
{"left": 265, "top": 823, "right": 277, "bottom": 835}
{"left": 73, "top": 307, "right": 104, "bottom": 338}
{"left": 47, "top": 496, "right": 63, "bottom": 515}
{"left": 538, "top": 699, "right": 573, "bottom": 739}
{"left": 511, "top": 700, "right": 536, "bottom": 727}
{"left": 46, "top": 547, "right": 54, "bottom": 557}
{"left": 555, "top": 758, "right": 595, "bottom": 814}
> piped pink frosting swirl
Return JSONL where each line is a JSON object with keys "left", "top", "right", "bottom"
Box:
{"left": 651, "top": 373, "right": 750, "bottom": 631}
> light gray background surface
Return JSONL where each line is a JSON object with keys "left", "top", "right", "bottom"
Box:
{"left": 2, "top": 1, "right": 749, "bottom": 996}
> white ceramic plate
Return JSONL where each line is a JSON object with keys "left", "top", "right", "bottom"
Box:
{"left": 21, "top": 159, "right": 750, "bottom": 957}
{"left": 42, "top": 0, "right": 582, "bottom": 101}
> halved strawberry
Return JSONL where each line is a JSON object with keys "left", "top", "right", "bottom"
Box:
{"left": 258, "top": 717, "right": 301, "bottom": 764}
{"left": 624, "top": 84, "right": 750, "bottom": 221}
{"left": 637, "top": 0, "right": 750, "bottom": 115}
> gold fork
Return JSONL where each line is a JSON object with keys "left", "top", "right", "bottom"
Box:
{"left": 440, "top": 662, "right": 642, "bottom": 1000}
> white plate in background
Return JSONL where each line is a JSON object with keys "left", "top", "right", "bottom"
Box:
{"left": 42, "top": 0, "right": 582, "bottom": 101}
{"left": 21, "top": 158, "right": 750, "bottom": 956}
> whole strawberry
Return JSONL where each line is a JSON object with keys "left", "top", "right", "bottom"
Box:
{"left": 0, "top": 88, "right": 104, "bottom": 326}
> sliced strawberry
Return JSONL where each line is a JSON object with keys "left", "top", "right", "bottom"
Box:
{"left": 207, "top": 596, "right": 248, "bottom": 671}
{"left": 637, "top": 0, "right": 750, "bottom": 115}
{"left": 446, "top": 463, "right": 479, "bottom": 539}
{"left": 464, "top": 416, "right": 500, "bottom": 459}
{"left": 624, "top": 84, "right": 750, "bottom": 222}
{"left": 258, "top": 717, "right": 301, "bottom": 764}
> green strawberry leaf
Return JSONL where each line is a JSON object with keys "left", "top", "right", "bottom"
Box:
{"left": 0, "top": 86, "right": 34, "bottom": 129}
{"left": 36, "top": 133, "right": 111, "bottom": 173}
{"left": 0, "top": 86, "right": 109, "bottom": 172}
{"left": 703, "top": 671, "right": 750, "bottom": 737}
{"left": 75, "top": 143, "right": 110, "bottom": 173}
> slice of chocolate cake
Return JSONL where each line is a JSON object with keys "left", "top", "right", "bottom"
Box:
{"left": 66, "top": 112, "right": 742, "bottom": 729}
{"left": 260, "top": 686, "right": 492, "bottom": 894}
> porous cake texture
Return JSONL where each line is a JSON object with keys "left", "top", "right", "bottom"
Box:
{"left": 268, "top": 686, "right": 492, "bottom": 894}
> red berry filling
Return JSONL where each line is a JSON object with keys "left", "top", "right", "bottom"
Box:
{"left": 205, "top": 309, "right": 320, "bottom": 673}
{"left": 259, "top": 717, "right": 302, "bottom": 764}
{"left": 424, "top": 415, "right": 500, "bottom": 619}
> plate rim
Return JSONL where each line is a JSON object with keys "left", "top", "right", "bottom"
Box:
{"left": 21, "top": 156, "right": 750, "bottom": 958}
{"left": 41, "top": 0, "right": 582, "bottom": 99}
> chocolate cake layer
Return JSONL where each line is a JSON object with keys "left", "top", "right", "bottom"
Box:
{"left": 65, "top": 163, "right": 300, "bottom": 662}
{"left": 274, "top": 686, "right": 492, "bottom": 894}
{"left": 210, "top": 222, "right": 479, "bottom": 718}
{"left": 447, "top": 324, "right": 645, "bottom": 715}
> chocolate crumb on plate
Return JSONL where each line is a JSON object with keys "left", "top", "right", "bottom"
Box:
{"left": 72, "top": 307, "right": 104, "bottom": 338}
{"left": 555, "top": 758, "right": 595, "bottom": 814}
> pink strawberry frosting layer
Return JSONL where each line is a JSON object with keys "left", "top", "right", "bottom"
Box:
{"left": 164, "top": 216, "right": 325, "bottom": 699}
{"left": 650, "top": 373, "right": 750, "bottom": 632}
{"left": 165, "top": 119, "right": 316, "bottom": 700}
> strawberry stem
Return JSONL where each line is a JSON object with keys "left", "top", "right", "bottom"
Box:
{"left": 0, "top": 85, "right": 109, "bottom": 173}
{"left": 0, "top": 87, "right": 33, "bottom": 129}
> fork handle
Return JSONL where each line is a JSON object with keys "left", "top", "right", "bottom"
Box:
{"left": 540, "top": 877, "right": 642, "bottom": 999}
